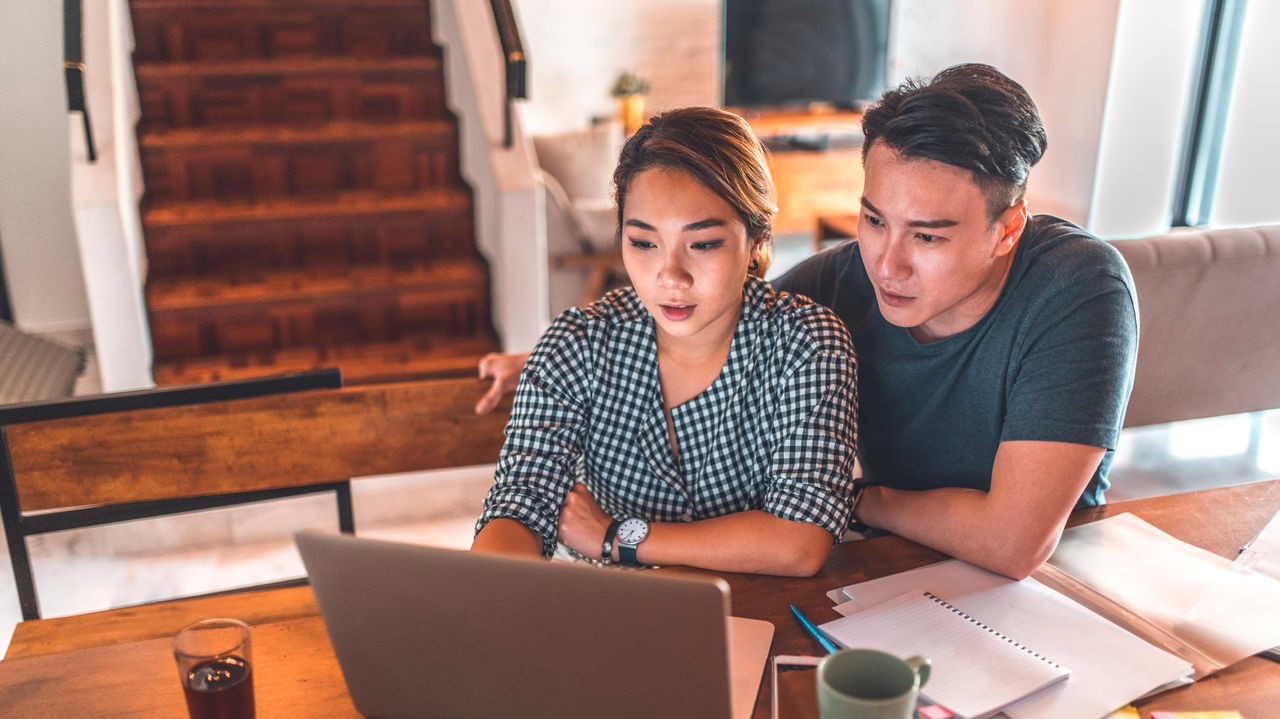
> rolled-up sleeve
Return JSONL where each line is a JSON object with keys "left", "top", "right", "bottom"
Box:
{"left": 476, "top": 313, "right": 592, "bottom": 556}
{"left": 760, "top": 310, "right": 859, "bottom": 541}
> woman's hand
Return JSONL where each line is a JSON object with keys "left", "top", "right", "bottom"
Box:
{"left": 474, "top": 352, "right": 531, "bottom": 415}
{"left": 557, "top": 483, "right": 613, "bottom": 559}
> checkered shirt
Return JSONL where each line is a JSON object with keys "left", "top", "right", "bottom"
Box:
{"left": 476, "top": 276, "right": 859, "bottom": 558}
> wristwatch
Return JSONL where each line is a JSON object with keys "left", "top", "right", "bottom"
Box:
{"left": 602, "top": 519, "right": 621, "bottom": 563}
{"left": 616, "top": 517, "right": 650, "bottom": 566}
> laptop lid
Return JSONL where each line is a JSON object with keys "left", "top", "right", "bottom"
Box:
{"left": 296, "top": 531, "right": 769, "bottom": 719}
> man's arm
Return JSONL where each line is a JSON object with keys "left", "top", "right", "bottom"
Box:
{"left": 856, "top": 440, "right": 1105, "bottom": 579}
{"left": 474, "top": 351, "right": 531, "bottom": 414}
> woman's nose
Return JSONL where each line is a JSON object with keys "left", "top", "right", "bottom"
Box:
{"left": 658, "top": 253, "right": 692, "bottom": 287}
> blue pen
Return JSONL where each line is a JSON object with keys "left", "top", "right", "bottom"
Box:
{"left": 789, "top": 604, "right": 840, "bottom": 654}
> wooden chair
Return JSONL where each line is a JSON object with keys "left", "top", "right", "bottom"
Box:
{"left": 0, "top": 371, "right": 510, "bottom": 620}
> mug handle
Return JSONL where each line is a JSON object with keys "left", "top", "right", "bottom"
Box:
{"left": 905, "top": 655, "right": 931, "bottom": 688}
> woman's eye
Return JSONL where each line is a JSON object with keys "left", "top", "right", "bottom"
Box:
{"left": 627, "top": 238, "right": 655, "bottom": 250}
{"left": 690, "top": 240, "right": 724, "bottom": 251}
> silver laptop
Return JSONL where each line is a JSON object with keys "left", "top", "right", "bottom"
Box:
{"left": 295, "top": 532, "right": 774, "bottom": 719}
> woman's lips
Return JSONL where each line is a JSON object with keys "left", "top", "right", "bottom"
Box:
{"left": 661, "top": 304, "right": 696, "bottom": 321}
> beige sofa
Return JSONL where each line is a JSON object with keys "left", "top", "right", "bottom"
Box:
{"left": 1109, "top": 224, "right": 1280, "bottom": 428}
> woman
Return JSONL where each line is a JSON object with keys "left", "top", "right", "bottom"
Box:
{"left": 471, "top": 107, "right": 856, "bottom": 576}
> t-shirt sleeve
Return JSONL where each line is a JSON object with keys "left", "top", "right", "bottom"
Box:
{"left": 1001, "top": 262, "right": 1139, "bottom": 449}
{"left": 759, "top": 308, "right": 859, "bottom": 542}
{"left": 772, "top": 241, "right": 858, "bottom": 307}
{"left": 475, "top": 312, "right": 592, "bottom": 557}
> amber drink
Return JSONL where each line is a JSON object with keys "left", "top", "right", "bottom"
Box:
{"left": 173, "top": 618, "right": 256, "bottom": 719}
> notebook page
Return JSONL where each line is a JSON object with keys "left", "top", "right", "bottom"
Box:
{"left": 828, "top": 560, "right": 1192, "bottom": 719}
{"left": 818, "top": 589, "right": 1068, "bottom": 719}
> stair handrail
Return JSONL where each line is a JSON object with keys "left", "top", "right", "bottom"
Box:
{"left": 488, "top": 0, "right": 527, "bottom": 148}
{"left": 63, "top": 0, "right": 97, "bottom": 163}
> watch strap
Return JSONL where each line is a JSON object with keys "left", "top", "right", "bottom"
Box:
{"left": 619, "top": 542, "right": 640, "bottom": 567}
{"left": 602, "top": 519, "right": 621, "bottom": 563}
{"left": 849, "top": 480, "right": 872, "bottom": 534}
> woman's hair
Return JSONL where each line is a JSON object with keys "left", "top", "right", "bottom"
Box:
{"left": 613, "top": 107, "right": 777, "bottom": 277}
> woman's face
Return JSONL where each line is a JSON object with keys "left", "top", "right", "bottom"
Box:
{"left": 620, "top": 167, "right": 754, "bottom": 350}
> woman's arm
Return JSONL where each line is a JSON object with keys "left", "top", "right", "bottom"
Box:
{"left": 473, "top": 316, "right": 590, "bottom": 556}
{"left": 557, "top": 484, "right": 834, "bottom": 576}
{"left": 471, "top": 518, "right": 544, "bottom": 558}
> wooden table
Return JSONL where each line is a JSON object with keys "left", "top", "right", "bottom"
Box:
{"left": 3, "top": 480, "right": 1278, "bottom": 717}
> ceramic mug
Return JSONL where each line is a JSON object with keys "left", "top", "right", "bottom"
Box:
{"left": 816, "top": 648, "right": 930, "bottom": 719}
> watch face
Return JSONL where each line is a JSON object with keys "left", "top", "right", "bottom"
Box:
{"left": 617, "top": 517, "right": 649, "bottom": 544}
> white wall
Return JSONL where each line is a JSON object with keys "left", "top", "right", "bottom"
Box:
{"left": 511, "top": 0, "right": 722, "bottom": 135}
{"left": 0, "top": 0, "right": 91, "bottom": 333}
{"left": 511, "top": 0, "right": 1125, "bottom": 227}
{"left": 888, "top": 0, "right": 1121, "bottom": 225}
{"left": 68, "top": 0, "right": 154, "bottom": 390}
{"left": 1088, "top": 0, "right": 1202, "bottom": 238}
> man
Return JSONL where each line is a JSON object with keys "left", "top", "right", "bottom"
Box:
{"left": 477, "top": 64, "right": 1138, "bottom": 579}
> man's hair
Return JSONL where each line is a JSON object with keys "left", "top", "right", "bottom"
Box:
{"left": 861, "top": 63, "right": 1048, "bottom": 222}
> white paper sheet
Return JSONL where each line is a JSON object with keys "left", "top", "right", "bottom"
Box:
{"left": 830, "top": 559, "right": 1192, "bottom": 719}
{"left": 1050, "top": 513, "right": 1280, "bottom": 668}
{"left": 822, "top": 588, "right": 1069, "bottom": 719}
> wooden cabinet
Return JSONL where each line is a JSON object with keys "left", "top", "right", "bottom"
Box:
{"left": 738, "top": 109, "right": 865, "bottom": 236}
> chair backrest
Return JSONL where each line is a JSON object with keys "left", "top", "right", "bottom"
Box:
{"left": 1109, "top": 224, "right": 1280, "bottom": 427}
{"left": 0, "top": 371, "right": 510, "bottom": 620}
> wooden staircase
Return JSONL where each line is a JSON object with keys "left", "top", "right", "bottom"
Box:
{"left": 129, "top": 0, "right": 497, "bottom": 385}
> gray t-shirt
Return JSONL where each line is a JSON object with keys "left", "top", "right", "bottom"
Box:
{"left": 774, "top": 215, "right": 1138, "bottom": 505}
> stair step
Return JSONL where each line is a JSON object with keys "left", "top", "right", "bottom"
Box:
{"left": 144, "top": 188, "right": 469, "bottom": 227}
{"left": 147, "top": 260, "right": 488, "bottom": 312}
{"left": 135, "top": 56, "right": 446, "bottom": 130}
{"left": 131, "top": 0, "right": 432, "bottom": 64}
{"left": 140, "top": 120, "right": 462, "bottom": 203}
{"left": 151, "top": 332, "right": 498, "bottom": 387}
{"left": 147, "top": 261, "right": 492, "bottom": 360}
{"left": 140, "top": 118, "right": 454, "bottom": 148}
{"left": 144, "top": 190, "right": 476, "bottom": 278}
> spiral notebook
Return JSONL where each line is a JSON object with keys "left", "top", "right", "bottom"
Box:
{"left": 817, "top": 589, "right": 1069, "bottom": 719}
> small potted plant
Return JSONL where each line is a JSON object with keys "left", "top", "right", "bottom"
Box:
{"left": 611, "top": 71, "right": 650, "bottom": 136}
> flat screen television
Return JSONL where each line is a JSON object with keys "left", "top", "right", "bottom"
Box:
{"left": 723, "top": 0, "right": 892, "bottom": 111}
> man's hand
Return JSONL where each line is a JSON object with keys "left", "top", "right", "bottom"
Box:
{"left": 557, "top": 483, "right": 613, "bottom": 559}
{"left": 474, "top": 351, "right": 530, "bottom": 415}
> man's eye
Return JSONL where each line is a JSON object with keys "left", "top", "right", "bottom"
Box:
{"left": 865, "top": 215, "right": 884, "bottom": 227}
{"left": 917, "top": 233, "right": 938, "bottom": 243}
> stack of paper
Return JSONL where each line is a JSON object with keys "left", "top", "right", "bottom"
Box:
{"left": 828, "top": 559, "right": 1193, "bottom": 719}
{"left": 819, "top": 588, "right": 1069, "bottom": 719}
{"left": 1049, "top": 513, "right": 1280, "bottom": 673}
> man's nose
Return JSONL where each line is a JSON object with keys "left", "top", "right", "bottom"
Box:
{"left": 877, "top": 237, "right": 911, "bottom": 281}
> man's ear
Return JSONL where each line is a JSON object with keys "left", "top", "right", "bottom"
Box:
{"left": 994, "top": 200, "right": 1029, "bottom": 257}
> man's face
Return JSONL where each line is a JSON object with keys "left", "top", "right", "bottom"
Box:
{"left": 857, "top": 141, "right": 1026, "bottom": 343}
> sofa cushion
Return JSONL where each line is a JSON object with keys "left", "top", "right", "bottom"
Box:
{"left": 1110, "top": 224, "right": 1280, "bottom": 427}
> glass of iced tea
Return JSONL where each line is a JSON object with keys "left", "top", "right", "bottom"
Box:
{"left": 172, "top": 618, "right": 256, "bottom": 719}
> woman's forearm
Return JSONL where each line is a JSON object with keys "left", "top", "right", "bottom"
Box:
{"left": 471, "top": 518, "right": 543, "bottom": 558}
{"left": 634, "top": 511, "right": 834, "bottom": 577}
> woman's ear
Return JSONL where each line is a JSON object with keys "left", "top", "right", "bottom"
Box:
{"left": 749, "top": 239, "right": 772, "bottom": 278}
